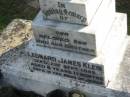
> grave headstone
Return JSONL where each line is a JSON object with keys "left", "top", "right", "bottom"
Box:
{"left": 33, "top": 0, "right": 115, "bottom": 56}
{"left": 0, "top": 0, "right": 129, "bottom": 97}
{"left": 25, "top": 12, "right": 128, "bottom": 86}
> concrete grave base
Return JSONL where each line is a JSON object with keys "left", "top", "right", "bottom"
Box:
{"left": 0, "top": 19, "right": 130, "bottom": 97}
{"left": 23, "top": 12, "right": 127, "bottom": 87}
{"left": 1, "top": 37, "right": 129, "bottom": 97}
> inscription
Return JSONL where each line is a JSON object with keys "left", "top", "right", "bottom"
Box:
{"left": 43, "top": 2, "right": 87, "bottom": 23}
{"left": 35, "top": 30, "right": 95, "bottom": 55}
{"left": 28, "top": 52, "right": 104, "bottom": 85}
{"left": 58, "top": 2, "right": 65, "bottom": 8}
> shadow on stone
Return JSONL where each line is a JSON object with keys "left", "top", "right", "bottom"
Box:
{"left": 0, "top": 86, "right": 43, "bottom": 97}
{"left": 47, "top": 89, "right": 67, "bottom": 97}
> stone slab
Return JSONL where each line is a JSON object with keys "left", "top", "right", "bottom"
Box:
{"left": 24, "top": 37, "right": 127, "bottom": 87}
{"left": 12, "top": 12, "right": 127, "bottom": 87}
{"left": 26, "top": 12, "right": 128, "bottom": 86}
{"left": 25, "top": 39, "right": 104, "bottom": 85}
{"left": 39, "top": 0, "right": 103, "bottom": 25}
{"left": 0, "top": 19, "right": 130, "bottom": 97}
{"left": 101, "top": 13, "right": 127, "bottom": 84}
{"left": 33, "top": 0, "right": 115, "bottom": 56}
{"left": 1, "top": 37, "right": 129, "bottom": 97}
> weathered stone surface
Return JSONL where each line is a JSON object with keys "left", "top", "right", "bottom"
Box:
{"left": 39, "top": 0, "right": 108, "bottom": 25}
{"left": 33, "top": 0, "right": 115, "bottom": 56}
{"left": 26, "top": 12, "right": 128, "bottom": 87}
{"left": 1, "top": 36, "right": 129, "bottom": 97}
{"left": 0, "top": 19, "right": 32, "bottom": 55}
{"left": 25, "top": 40, "right": 104, "bottom": 85}
{"left": 0, "top": 12, "right": 127, "bottom": 87}
{"left": 0, "top": 19, "right": 33, "bottom": 68}
{"left": 0, "top": 19, "right": 130, "bottom": 97}
{"left": 102, "top": 13, "right": 127, "bottom": 85}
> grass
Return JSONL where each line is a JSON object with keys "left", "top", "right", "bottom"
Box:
{"left": 0, "top": 0, "right": 38, "bottom": 32}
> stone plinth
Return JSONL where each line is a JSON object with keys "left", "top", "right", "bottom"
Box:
{"left": 0, "top": 19, "right": 130, "bottom": 97}
{"left": 25, "top": 12, "right": 128, "bottom": 86}
{"left": 1, "top": 12, "right": 126, "bottom": 87}
{"left": 102, "top": 13, "right": 127, "bottom": 85}
{"left": 33, "top": 0, "right": 115, "bottom": 56}
{"left": 1, "top": 37, "right": 129, "bottom": 97}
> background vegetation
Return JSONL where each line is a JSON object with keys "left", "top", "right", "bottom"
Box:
{"left": 0, "top": 0, "right": 38, "bottom": 32}
{"left": 0, "top": 0, "right": 130, "bottom": 34}
{"left": 116, "top": 0, "right": 130, "bottom": 34}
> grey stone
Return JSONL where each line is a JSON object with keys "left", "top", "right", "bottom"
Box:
{"left": 33, "top": 0, "right": 115, "bottom": 56}
{"left": 0, "top": 19, "right": 130, "bottom": 97}
{"left": 39, "top": 0, "right": 111, "bottom": 25}
{"left": 25, "top": 11, "right": 128, "bottom": 86}
{"left": 0, "top": 12, "right": 128, "bottom": 88}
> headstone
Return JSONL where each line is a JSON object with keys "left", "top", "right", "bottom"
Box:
{"left": 0, "top": 0, "right": 129, "bottom": 97}
{"left": 33, "top": 0, "right": 115, "bottom": 56}
{"left": 26, "top": 12, "right": 128, "bottom": 86}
